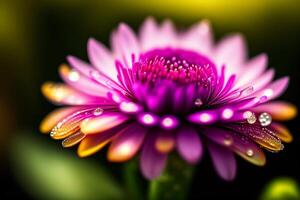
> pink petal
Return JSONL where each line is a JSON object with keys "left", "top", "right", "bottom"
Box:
{"left": 41, "top": 82, "right": 107, "bottom": 105}
{"left": 139, "top": 18, "right": 178, "bottom": 51}
{"left": 80, "top": 113, "right": 129, "bottom": 134}
{"left": 67, "top": 56, "right": 93, "bottom": 77}
{"left": 179, "top": 19, "right": 213, "bottom": 55}
{"left": 108, "top": 123, "right": 147, "bottom": 162}
{"left": 140, "top": 132, "right": 167, "bottom": 180}
{"left": 208, "top": 142, "right": 237, "bottom": 181}
{"left": 139, "top": 17, "right": 159, "bottom": 51}
{"left": 156, "top": 19, "right": 178, "bottom": 47}
{"left": 87, "top": 38, "right": 118, "bottom": 81}
{"left": 235, "top": 53, "right": 268, "bottom": 88}
{"left": 214, "top": 34, "right": 247, "bottom": 76}
{"left": 249, "top": 68, "right": 275, "bottom": 92}
{"left": 59, "top": 64, "right": 109, "bottom": 97}
{"left": 111, "top": 23, "right": 140, "bottom": 67}
{"left": 176, "top": 126, "right": 203, "bottom": 164}
{"left": 252, "top": 76, "right": 289, "bottom": 101}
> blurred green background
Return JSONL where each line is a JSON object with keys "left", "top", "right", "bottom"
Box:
{"left": 0, "top": 0, "right": 299, "bottom": 199}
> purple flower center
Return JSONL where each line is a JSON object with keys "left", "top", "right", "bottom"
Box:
{"left": 134, "top": 48, "right": 218, "bottom": 87}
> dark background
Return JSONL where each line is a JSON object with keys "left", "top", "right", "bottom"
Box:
{"left": 0, "top": 0, "right": 299, "bottom": 199}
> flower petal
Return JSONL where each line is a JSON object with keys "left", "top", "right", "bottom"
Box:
{"left": 188, "top": 110, "right": 218, "bottom": 125}
{"left": 140, "top": 132, "right": 167, "bottom": 180}
{"left": 111, "top": 23, "right": 139, "bottom": 67}
{"left": 176, "top": 126, "right": 203, "bottom": 164}
{"left": 77, "top": 125, "right": 124, "bottom": 157}
{"left": 62, "top": 131, "right": 86, "bottom": 147}
{"left": 155, "top": 131, "right": 175, "bottom": 153}
{"left": 270, "top": 123, "right": 293, "bottom": 143}
{"left": 67, "top": 56, "right": 93, "bottom": 77}
{"left": 139, "top": 17, "right": 159, "bottom": 51}
{"left": 180, "top": 19, "right": 213, "bottom": 55}
{"left": 40, "top": 107, "right": 83, "bottom": 133}
{"left": 228, "top": 123, "right": 283, "bottom": 152}
{"left": 59, "top": 64, "right": 109, "bottom": 96}
{"left": 41, "top": 82, "right": 106, "bottom": 105}
{"left": 204, "top": 127, "right": 266, "bottom": 166}
{"left": 252, "top": 101, "right": 297, "bottom": 121}
{"left": 235, "top": 53, "right": 268, "bottom": 88}
{"left": 207, "top": 142, "right": 237, "bottom": 181}
{"left": 108, "top": 123, "right": 147, "bottom": 162}
{"left": 50, "top": 107, "right": 102, "bottom": 140}
{"left": 252, "top": 77, "right": 289, "bottom": 101}
{"left": 80, "top": 113, "right": 129, "bottom": 134}
{"left": 214, "top": 34, "right": 247, "bottom": 76}
{"left": 87, "top": 38, "right": 118, "bottom": 81}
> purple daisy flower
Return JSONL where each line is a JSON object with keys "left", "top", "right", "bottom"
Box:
{"left": 40, "top": 18, "right": 296, "bottom": 180}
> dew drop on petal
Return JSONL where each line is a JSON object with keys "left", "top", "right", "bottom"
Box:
{"left": 259, "top": 112, "right": 272, "bottom": 127}
{"left": 194, "top": 98, "right": 203, "bottom": 107}
{"left": 93, "top": 107, "right": 103, "bottom": 116}
{"left": 68, "top": 70, "right": 80, "bottom": 82}
{"left": 246, "top": 149, "right": 254, "bottom": 157}
{"left": 223, "top": 135, "right": 233, "bottom": 146}
{"left": 263, "top": 89, "right": 273, "bottom": 97}
{"left": 243, "top": 111, "right": 257, "bottom": 124}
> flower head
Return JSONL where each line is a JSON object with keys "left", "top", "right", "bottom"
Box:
{"left": 41, "top": 18, "right": 296, "bottom": 180}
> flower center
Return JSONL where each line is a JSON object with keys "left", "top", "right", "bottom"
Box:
{"left": 134, "top": 48, "right": 217, "bottom": 87}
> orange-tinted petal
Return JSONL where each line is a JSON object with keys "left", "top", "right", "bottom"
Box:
{"left": 271, "top": 123, "right": 293, "bottom": 143}
{"left": 39, "top": 107, "right": 81, "bottom": 133}
{"left": 107, "top": 123, "right": 147, "bottom": 162}
{"left": 62, "top": 131, "right": 86, "bottom": 147}
{"left": 252, "top": 101, "right": 297, "bottom": 121}
{"left": 204, "top": 127, "right": 266, "bottom": 166}
{"left": 77, "top": 126, "right": 122, "bottom": 157}
{"left": 155, "top": 133, "right": 175, "bottom": 153}
{"left": 50, "top": 107, "right": 98, "bottom": 140}
{"left": 41, "top": 82, "right": 99, "bottom": 105}
{"left": 230, "top": 123, "right": 283, "bottom": 152}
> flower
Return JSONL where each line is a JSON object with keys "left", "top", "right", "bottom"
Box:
{"left": 40, "top": 18, "right": 297, "bottom": 181}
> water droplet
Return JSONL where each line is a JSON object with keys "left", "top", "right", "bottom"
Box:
{"left": 246, "top": 149, "right": 254, "bottom": 157}
{"left": 243, "top": 111, "right": 257, "bottom": 124}
{"left": 93, "top": 108, "right": 103, "bottom": 116}
{"left": 223, "top": 135, "right": 233, "bottom": 146}
{"left": 259, "top": 112, "right": 272, "bottom": 126}
{"left": 194, "top": 98, "right": 203, "bottom": 107}
{"left": 68, "top": 70, "right": 80, "bottom": 82}
{"left": 263, "top": 89, "right": 273, "bottom": 97}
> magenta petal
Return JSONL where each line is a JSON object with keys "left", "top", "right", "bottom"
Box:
{"left": 140, "top": 132, "right": 167, "bottom": 180}
{"left": 176, "top": 127, "right": 203, "bottom": 164}
{"left": 208, "top": 142, "right": 237, "bottom": 181}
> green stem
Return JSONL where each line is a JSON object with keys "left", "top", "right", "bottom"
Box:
{"left": 148, "top": 155, "right": 195, "bottom": 200}
{"left": 123, "top": 159, "right": 145, "bottom": 200}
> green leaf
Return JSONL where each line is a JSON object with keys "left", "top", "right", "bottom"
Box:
{"left": 10, "top": 131, "right": 124, "bottom": 200}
